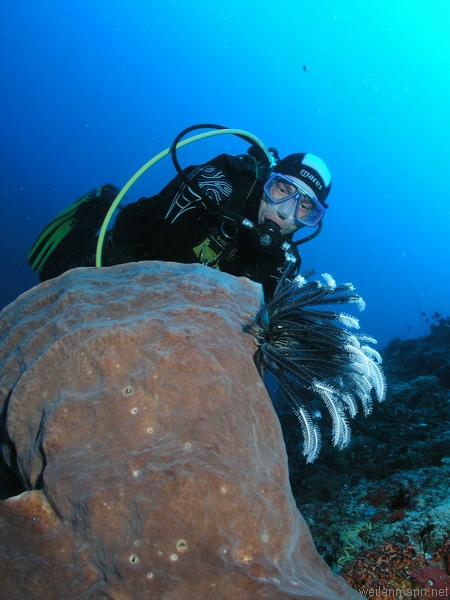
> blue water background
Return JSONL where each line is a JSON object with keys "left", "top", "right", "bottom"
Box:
{"left": 1, "top": 1, "right": 449, "bottom": 349}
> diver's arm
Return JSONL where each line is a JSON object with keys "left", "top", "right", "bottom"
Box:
{"left": 111, "top": 161, "right": 235, "bottom": 249}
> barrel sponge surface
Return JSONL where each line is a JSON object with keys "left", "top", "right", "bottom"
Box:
{"left": 0, "top": 261, "right": 360, "bottom": 599}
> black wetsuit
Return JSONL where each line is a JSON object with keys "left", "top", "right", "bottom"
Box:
{"left": 38, "top": 154, "right": 301, "bottom": 299}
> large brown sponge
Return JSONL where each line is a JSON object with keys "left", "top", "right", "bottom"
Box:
{"left": 0, "top": 261, "right": 360, "bottom": 599}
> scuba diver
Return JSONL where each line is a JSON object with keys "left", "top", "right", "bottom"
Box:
{"left": 28, "top": 125, "right": 332, "bottom": 300}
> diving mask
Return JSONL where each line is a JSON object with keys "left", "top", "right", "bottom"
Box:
{"left": 263, "top": 173, "right": 325, "bottom": 227}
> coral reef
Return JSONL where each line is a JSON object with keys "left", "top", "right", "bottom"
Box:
{"left": 281, "top": 316, "right": 450, "bottom": 594}
{"left": 0, "top": 262, "right": 359, "bottom": 600}
{"left": 342, "top": 541, "right": 450, "bottom": 597}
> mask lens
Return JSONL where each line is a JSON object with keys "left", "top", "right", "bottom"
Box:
{"left": 264, "top": 174, "right": 297, "bottom": 203}
{"left": 295, "top": 196, "right": 324, "bottom": 226}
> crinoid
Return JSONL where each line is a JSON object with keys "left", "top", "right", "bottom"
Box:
{"left": 245, "top": 271, "right": 386, "bottom": 463}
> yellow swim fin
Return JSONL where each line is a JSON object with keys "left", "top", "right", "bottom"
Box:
{"left": 28, "top": 184, "right": 119, "bottom": 274}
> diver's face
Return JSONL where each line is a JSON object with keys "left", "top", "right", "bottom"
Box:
{"left": 259, "top": 174, "right": 315, "bottom": 235}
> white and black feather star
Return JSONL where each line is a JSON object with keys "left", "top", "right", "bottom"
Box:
{"left": 245, "top": 271, "right": 386, "bottom": 463}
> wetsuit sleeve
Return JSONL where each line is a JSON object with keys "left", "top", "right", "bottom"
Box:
{"left": 112, "top": 159, "right": 237, "bottom": 241}
{"left": 160, "top": 164, "right": 234, "bottom": 224}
